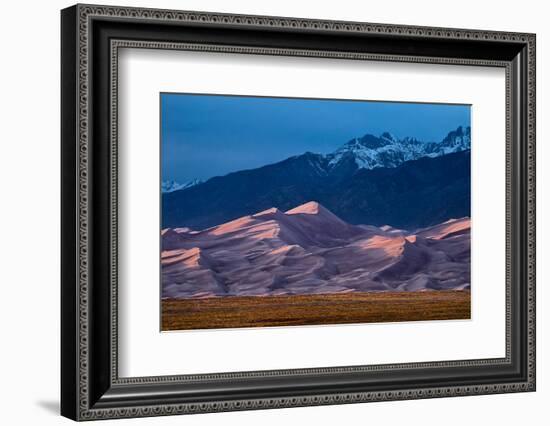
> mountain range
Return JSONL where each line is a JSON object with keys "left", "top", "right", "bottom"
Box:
{"left": 162, "top": 126, "right": 471, "bottom": 230}
{"left": 162, "top": 201, "right": 470, "bottom": 298}
{"left": 326, "top": 126, "right": 470, "bottom": 171}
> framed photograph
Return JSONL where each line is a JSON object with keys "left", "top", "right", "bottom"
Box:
{"left": 61, "top": 4, "right": 536, "bottom": 421}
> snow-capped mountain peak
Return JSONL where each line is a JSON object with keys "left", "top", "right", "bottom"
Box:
{"left": 161, "top": 178, "right": 203, "bottom": 193}
{"left": 439, "top": 126, "right": 471, "bottom": 150}
{"left": 380, "top": 132, "right": 397, "bottom": 143}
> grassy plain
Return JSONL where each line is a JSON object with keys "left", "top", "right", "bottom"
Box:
{"left": 161, "top": 290, "right": 470, "bottom": 331}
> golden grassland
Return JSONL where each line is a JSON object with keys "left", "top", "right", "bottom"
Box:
{"left": 161, "top": 290, "right": 470, "bottom": 331}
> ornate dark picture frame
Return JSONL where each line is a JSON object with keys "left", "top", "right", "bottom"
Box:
{"left": 61, "top": 4, "right": 536, "bottom": 421}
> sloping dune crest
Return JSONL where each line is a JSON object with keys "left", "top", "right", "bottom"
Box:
{"left": 161, "top": 202, "right": 470, "bottom": 298}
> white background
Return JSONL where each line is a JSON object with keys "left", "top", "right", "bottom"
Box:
{"left": 119, "top": 49, "right": 506, "bottom": 377}
{"left": 0, "top": 0, "right": 547, "bottom": 425}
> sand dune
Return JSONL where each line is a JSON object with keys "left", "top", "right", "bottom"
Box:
{"left": 415, "top": 217, "right": 470, "bottom": 240}
{"left": 161, "top": 201, "right": 470, "bottom": 298}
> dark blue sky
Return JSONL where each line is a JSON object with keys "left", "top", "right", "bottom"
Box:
{"left": 161, "top": 93, "right": 470, "bottom": 183}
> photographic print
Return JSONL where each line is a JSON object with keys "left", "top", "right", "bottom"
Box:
{"left": 160, "top": 93, "right": 471, "bottom": 331}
